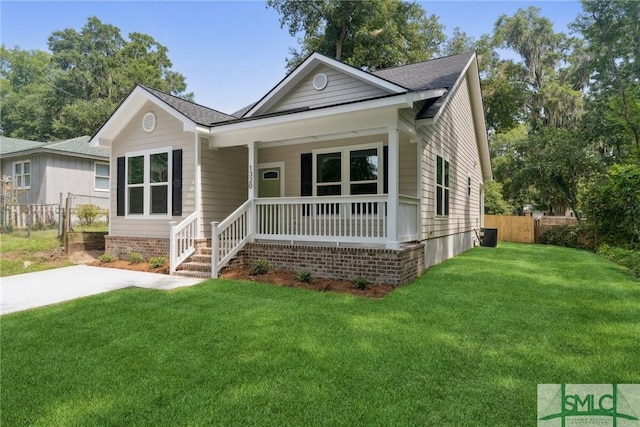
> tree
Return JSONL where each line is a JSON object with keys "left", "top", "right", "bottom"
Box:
{"left": 484, "top": 181, "right": 514, "bottom": 215}
{"left": 0, "top": 17, "right": 193, "bottom": 140}
{"left": 267, "top": 0, "right": 445, "bottom": 71}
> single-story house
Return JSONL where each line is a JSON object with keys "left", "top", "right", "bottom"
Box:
{"left": 90, "top": 51, "right": 492, "bottom": 285}
{"left": 0, "top": 135, "right": 110, "bottom": 205}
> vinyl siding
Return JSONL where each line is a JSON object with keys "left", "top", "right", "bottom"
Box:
{"left": 1, "top": 154, "right": 46, "bottom": 205}
{"left": 45, "top": 154, "right": 109, "bottom": 203}
{"left": 270, "top": 64, "right": 390, "bottom": 114}
{"left": 419, "top": 75, "right": 484, "bottom": 240}
{"left": 200, "top": 141, "right": 248, "bottom": 236}
{"left": 110, "top": 101, "right": 196, "bottom": 238}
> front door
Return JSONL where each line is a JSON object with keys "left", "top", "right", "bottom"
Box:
{"left": 258, "top": 165, "right": 282, "bottom": 198}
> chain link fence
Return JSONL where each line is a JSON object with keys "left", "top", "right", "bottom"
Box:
{"left": 65, "top": 193, "right": 110, "bottom": 232}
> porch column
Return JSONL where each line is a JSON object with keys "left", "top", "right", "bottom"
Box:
{"left": 387, "top": 128, "right": 400, "bottom": 249}
{"left": 247, "top": 141, "right": 257, "bottom": 242}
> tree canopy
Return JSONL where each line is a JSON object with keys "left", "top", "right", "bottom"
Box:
{"left": 0, "top": 16, "right": 192, "bottom": 140}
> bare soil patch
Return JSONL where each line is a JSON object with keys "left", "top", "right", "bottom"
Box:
{"left": 221, "top": 268, "right": 396, "bottom": 298}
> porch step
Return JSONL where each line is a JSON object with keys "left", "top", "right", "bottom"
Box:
{"left": 174, "top": 248, "right": 213, "bottom": 278}
{"left": 177, "top": 261, "right": 211, "bottom": 273}
{"left": 173, "top": 270, "right": 211, "bottom": 279}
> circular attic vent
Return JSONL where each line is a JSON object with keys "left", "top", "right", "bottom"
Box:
{"left": 142, "top": 112, "right": 156, "bottom": 133}
{"left": 312, "top": 72, "right": 328, "bottom": 91}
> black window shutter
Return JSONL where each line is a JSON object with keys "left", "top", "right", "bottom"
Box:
{"left": 383, "top": 145, "right": 389, "bottom": 194}
{"left": 301, "top": 153, "right": 312, "bottom": 196}
{"left": 172, "top": 149, "right": 182, "bottom": 216}
{"left": 116, "top": 156, "right": 125, "bottom": 216}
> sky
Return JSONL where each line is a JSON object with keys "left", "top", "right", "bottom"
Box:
{"left": 1, "top": 1, "right": 584, "bottom": 114}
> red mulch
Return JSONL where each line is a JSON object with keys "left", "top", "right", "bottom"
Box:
{"left": 220, "top": 268, "right": 396, "bottom": 298}
{"left": 89, "top": 260, "right": 170, "bottom": 275}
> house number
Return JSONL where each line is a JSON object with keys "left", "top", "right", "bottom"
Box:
{"left": 248, "top": 165, "right": 253, "bottom": 189}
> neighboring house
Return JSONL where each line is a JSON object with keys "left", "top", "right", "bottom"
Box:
{"left": 90, "top": 51, "right": 492, "bottom": 285}
{"left": 0, "top": 136, "right": 110, "bottom": 205}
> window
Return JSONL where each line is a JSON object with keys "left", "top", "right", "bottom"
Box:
{"left": 436, "top": 155, "right": 450, "bottom": 217}
{"left": 13, "top": 160, "right": 31, "bottom": 189}
{"left": 126, "top": 149, "right": 171, "bottom": 216}
{"left": 314, "top": 144, "right": 380, "bottom": 196}
{"left": 94, "top": 162, "right": 110, "bottom": 191}
{"left": 468, "top": 176, "right": 472, "bottom": 197}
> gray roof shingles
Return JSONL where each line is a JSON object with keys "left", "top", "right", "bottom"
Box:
{"left": 0, "top": 135, "right": 108, "bottom": 158}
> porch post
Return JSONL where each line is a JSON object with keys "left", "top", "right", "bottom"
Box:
{"left": 247, "top": 141, "right": 257, "bottom": 242}
{"left": 387, "top": 127, "right": 400, "bottom": 249}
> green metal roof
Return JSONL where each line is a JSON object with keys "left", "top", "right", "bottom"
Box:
{"left": 0, "top": 135, "right": 108, "bottom": 159}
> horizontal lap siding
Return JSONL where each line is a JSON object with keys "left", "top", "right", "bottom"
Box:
{"left": 46, "top": 154, "right": 108, "bottom": 202}
{"left": 420, "top": 76, "right": 484, "bottom": 240}
{"left": 270, "top": 65, "right": 389, "bottom": 113}
{"left": 398, "top": 111, "right": 418, "bottom": 197}
{"left": 110, "top": 101, "right": 195, "bottom": 238}
{"left": 200, "top": 143, "right": 248, "bottom": 235}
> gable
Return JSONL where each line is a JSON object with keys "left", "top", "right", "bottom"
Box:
{"left": 268, "top": 64, "right": 392, "bottom": 114}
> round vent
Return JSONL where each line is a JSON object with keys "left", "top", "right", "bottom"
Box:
{"left": 142, "top": 112, "right": 156, "bottom": 133}
{"left": 312, "top": 73, "right": 328, "bottom": 90}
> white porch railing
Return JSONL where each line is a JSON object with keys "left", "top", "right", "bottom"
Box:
{"left": 211, "top": 199, "right": 253, "bottom": 278}
{"left": 169, "top": 211, "right": 200, "bottom": 274}
{"left": 398, "top": 195, "right": 420, "bottom": 242}
{"left": 254, "top": 195, "right": 388, "bottom": 244}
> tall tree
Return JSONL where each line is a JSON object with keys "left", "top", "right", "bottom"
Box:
{"left": 0, "top": 17, "right": 193, "bottom": 140}
{"left": 267, "top": 0, "right": 445, "bottom": 71}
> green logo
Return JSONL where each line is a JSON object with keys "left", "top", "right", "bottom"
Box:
{"left": 538, "top": 384, "right": 640, "bottom": 426}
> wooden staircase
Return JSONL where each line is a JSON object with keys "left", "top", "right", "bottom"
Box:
{"left": 173, "top": 245, "right": 212, "bottom": 279}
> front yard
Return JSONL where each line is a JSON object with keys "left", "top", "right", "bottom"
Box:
{"left": 1, "top": 243, "right": 639, "bottom": 425}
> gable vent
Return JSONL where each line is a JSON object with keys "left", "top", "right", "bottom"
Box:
{"left": 312, "top": 73, "right": 328, "bottom": 91}
{"left": 142, "top": 112, "right": 156, "bottom": 133}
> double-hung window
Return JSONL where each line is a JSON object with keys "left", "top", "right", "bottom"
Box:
{"left": 126, "top": 149, "right": 170, "bottom": 216}
{"left": 436, "top": 155, "right": 450, "bottom": 217}
{"left": 314, "top": 144, "right": 381, "bottom": 196}
{"left": 94, "top": 162, "right": 110, "bottom": 191}
{"left": 13, "top": 160, "right": 31, "bottom": 189}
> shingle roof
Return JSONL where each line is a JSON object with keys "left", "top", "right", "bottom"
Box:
{"left": 0, "top": 136, "right": 46, "bottom": 155}
{"left": 139, "top": 85, "right": 237, "bottom": 125}
{"left": 372, "top": 51, "right": 474, "bottom": 91}
{"left": 0, "top": 135, "right": 108, "bottom": 158}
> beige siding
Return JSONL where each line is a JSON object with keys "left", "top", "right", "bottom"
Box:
{"left": 398, "top": 110, "right": 418, "bottom": 197}
{"left": 110, "top": 101, "right": 196, "bottom": 238}
{"left": 200, "top": 141, "right": 248, "bottom": 235}
{"left": 419, "top": 76, "right": 484, "bottom": 240}
{"left": 270, "top": 65, "right": 389, "bottom": 113}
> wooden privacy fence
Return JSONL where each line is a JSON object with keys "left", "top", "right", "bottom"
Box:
{"left": 485, "top": 215, "right": 580, "bottom": 244}
{"left": 3, "top": 204, "right": 60, "bottom": 229}
{"left": 485, "top": 215, "right": 535, "bottom": 243}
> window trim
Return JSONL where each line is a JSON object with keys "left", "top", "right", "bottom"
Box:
{"left": 124, "top": 147, "right": 172, "bottom": 219}
{"left": 13, "top": 160, "right": 31, "bottom": 190}
{"left": 94, "top": 161, "right": 110, "bottom": 192}
{"left": 311, "top": 142, "right": 383, "bottom": 197}
{"left": 435, "top": 153, "right": 450, "bottom": 218}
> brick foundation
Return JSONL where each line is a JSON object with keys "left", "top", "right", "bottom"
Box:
{"left": 236, "top": 242, "right": 425, "bottom": 286}
{"left": 105, "top": 236, "right": 170, "bottom": 260}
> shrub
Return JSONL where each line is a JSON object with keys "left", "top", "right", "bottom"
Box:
{"left": 98, "top": 253, "right": 116, "bottom": 263}
{"left": 249, "top": 260, "right": 272, "bottom": 276}
{"left": 149, "top": 256, "right": 167, "bottom": 269}
{"left": 351, "top": 275, "right": 371, "bottom": 290}
{"left": 296, "top": 270, "right": 313, "bottom": 284}
{"left": 597, "top": 244, "right": 640, "bottom": 278}
{"left": 539, "top": 225, "right": 578, "bottom": 248}
{"left": 74, "top": 204, "right": 104, "bottom": 226}
{"left": 128, "top": 252, "right": 145, "bottom": 264}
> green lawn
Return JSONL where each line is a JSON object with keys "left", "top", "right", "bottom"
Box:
{"left": 1, "top": 243, "right": 639, "bottom": 426}
{"left": 0, "top": 229, "right": 72, "bottom": 277}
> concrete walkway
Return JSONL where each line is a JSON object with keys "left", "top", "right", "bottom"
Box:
{"left": 0, "top": 265, "right": 204, "bottom": 315}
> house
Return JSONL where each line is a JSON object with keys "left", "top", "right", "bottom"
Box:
{"left": 90, "top": 51, "right": 492, "bottom": 285}
{"left": 0, "top": 135, "right": 110, "bottom": 205}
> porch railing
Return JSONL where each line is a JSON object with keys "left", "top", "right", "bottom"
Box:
{"left": 398, "top": 195, "right": 420, "bottom": 242}
{"left": 211, "top": 199, "right": 253, "bottom": 278}
{"left": 169, "top": 211, "right": 200, "bottom": 274}
{"left": 254, "top": 195, "right": 388, "bottom": 244}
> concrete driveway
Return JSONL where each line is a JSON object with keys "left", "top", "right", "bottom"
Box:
{"left": 0, "top": 265, "right": 204, "bottom": 315}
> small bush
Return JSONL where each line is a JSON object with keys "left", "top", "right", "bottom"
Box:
{"left": 539, "top": 225, "right": 578, "bottom": 248}
{"left": 296, "top": 270, "right": 313, "bottom": 284}
{"left": 128, "top": 252, "right": 145, "bottom": 264}
{"left": 149, "top": 256, "right": 167, "bottom": 269}
{"left": 249, "top": 260, "right": 272, "bottom": 276}
{"left": 597, "top": 244, "right": 640, "bottom": 278}
{"left": 98, "top": 253, "right": 116, "bottom": 263}
{"left": 351, "top": 275, "right": 371, "bottom": 290}
{"left": 74, "top": 204, "right": 104, "bottom": 226}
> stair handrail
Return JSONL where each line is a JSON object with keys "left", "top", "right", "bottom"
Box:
{"left": 211, "top": 199, "right": 253, "bottom": 278}
{"left": 169, "top": 211, "right": 200, "bottom": 274}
